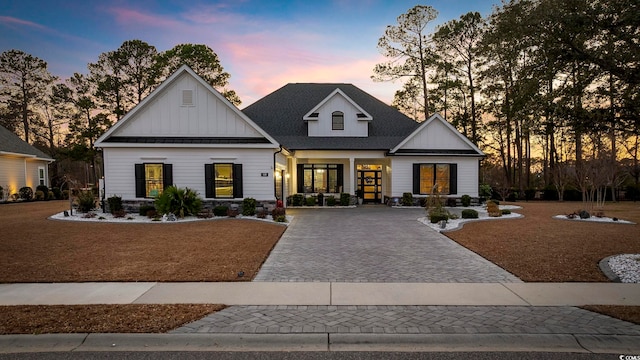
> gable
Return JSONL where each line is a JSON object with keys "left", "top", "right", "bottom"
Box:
{"left": 391, "top": 114, "right": 483, "bottom": 156}
{"left": 96, "top": 66, "right": 278, "bottom": 148}
{"left": 303, "top": 89, "right": 372, "bottom": 138}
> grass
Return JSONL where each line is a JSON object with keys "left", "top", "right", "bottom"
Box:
{"left": 1, "top": 200, "right": 639, "bottom": 332}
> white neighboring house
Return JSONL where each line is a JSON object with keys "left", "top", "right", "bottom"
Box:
{"left": 0, "top": 125, "right": 54, "bottom": 200}
{"left": 95, "top": 65, "right": 484, "bottom": 208}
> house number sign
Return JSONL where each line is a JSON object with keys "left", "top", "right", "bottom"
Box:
{"left": 261, "top": 173, "right": 269, "bottom": 177}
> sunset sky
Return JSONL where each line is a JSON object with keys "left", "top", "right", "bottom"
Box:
{"left": 1, "top": 0, "right": 498, "bottom": 106}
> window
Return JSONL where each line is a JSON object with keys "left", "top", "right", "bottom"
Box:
{"left": 205, "top": 163, "right": 243, "bottom": 198}
{"left": 413, "top": 163, "right": 457, "bottom": 195}
{"left": 38, "top": 166, "right": 46, "bottom": 186}
{"left": 332, "top": 111, "right": 344, "bottom": 130}
{"left": 297, "top": 164, "right": 343, "bottom": 193}
{"left": 135, "top": 163, "right": 173, "bottom": 198}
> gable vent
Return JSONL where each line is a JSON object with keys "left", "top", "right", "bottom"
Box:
{"left": 182, "top": 89, "right": 194, "bottom": 106}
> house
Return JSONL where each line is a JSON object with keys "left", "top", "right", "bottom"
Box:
{"left": 0, "top": 125, "right": 54, "bottom": 198}
{"left": 95, "top": 65, "right": 484, "bottom": 208}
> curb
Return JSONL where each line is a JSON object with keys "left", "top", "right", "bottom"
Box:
{"left": 599, "top": 256, "right": 622, "bottom": 283}
{"left": 2, "top": 333, "right": 639, "bottom": 353}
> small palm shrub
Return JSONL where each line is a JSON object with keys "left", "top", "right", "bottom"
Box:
{"left": 19, "top": 187, "right": 33, "bottom": 201}
{"left": 461, "top": 209, "right": 479, "bottom": 219}
{"left": 154, "top": 186, "right": 203, "bottom": 218}
{"left": 76, "top": 190, "right": 96, "bottom": 212}
{"left": 305, "top": 196, "right": 316, "bottom": 206}
{"left": 242, "top": 197, "right": 257, "bottom": 216}
{"left": 213, "top": 205, "right": 229, "bottom": 217}
{"left": 461, "top": 194, "right": 471, "bottom": 207}
{"left": 107, "top": 195, "right": 123, "bottom": 214}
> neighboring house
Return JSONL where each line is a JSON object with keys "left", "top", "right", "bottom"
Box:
{"left": 95, "top": 65, "right": 484, "bottom": 208}
{"left": 0, "top": 125, "right": 54, "bottom": 198}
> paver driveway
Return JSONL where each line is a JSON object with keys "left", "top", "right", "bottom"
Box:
{"left": 254, "top": 207, "right": 521, "bottom": 283}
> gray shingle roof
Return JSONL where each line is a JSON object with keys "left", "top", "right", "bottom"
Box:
{"left": 242, "top": 83, "right": 420, "bottom": 150}
{"left": 0, "top": 125, "right": 51, "bottom": 159}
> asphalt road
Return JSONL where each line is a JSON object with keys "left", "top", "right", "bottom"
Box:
{"left": 0, "top": 352, "right": 625, "bottom": 360}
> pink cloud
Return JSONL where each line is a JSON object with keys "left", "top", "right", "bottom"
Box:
{"left": 0, "top": 16, "right": 48, "bottom": 30}
{"left": 106, "top": 7, "right": 184, "bottom": 29}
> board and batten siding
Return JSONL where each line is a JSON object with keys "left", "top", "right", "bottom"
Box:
{"left": 307, "top": 93, "right": 369, "bottom": 137}
{"left": 398, "top": 117, "right": 470, "bottom": 150}
{"left": 390, "top": 156, "right": 479, "bottom": 197}
{"left": 110, "top": 72, "right": 263, "bottom": 138}
{"left": 103, "top": 147, "right": 276, "bottom": 201}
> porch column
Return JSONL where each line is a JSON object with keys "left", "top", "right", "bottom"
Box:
{"left": 349, "top": 157, "right": 355, "bottom": 194}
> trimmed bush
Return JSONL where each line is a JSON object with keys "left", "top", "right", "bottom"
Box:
{"left": 36, "top": 185, "right": 49, "bottom": 201}
{"left": 272, "top": 207, "right": 286, "bottom": 221}
{"left": 62, "top": 190, "right": 70, "bottom": 200}
{"left": 47, "top": 191, "right": 55, "bottom": 200}
{"left": 401, "top": 192, "right": 413, "bottom": 206}
{"left": 326, "top": 196, "right": 336, "bottom": 206}
{"left": 76, "top": 190, "right": 96, "bottom": 212}
{"left": 107, "top": 195, "right": 123, "bottom": 214}
{"left": 305, "top": 196, "right": 316, "bottom": 206}
{"left": 317, "top": 193, "right": 324, "bottom": 206}
{"left": 429, "top": 211, "right": 449, "bottom": 224}
{"left": 291, "top": 194, "right": 304, "bottom": 206}
{"left": 19, "top": 187, "right": 33, "bottom": 201}
{"left": 461, "top": 209, "right": 479, "bottom": 219}
{"left": 461, "top": 194, "right": 471, "bottom": 207}
{"left": 139, "top": 204, "right": 156, "bottom": 216}
{"left": 35, "top": 190, "right": 45, "bottom": 201}
{"left": 242, "top": 197, "right": 257, "bottom": 216}
{"left": 501, "top": 209, "right": 511, "bottom": 215}
{"left": 340, "top": 193, "right": 351, "bottom": 206}
{"left": 213, "top": 205, "right": 228, "bottom": 217}
{"left": 154, "top": 186, "right": 203, "bottom": 218}
{"left": 51, "top": 187, "right": 62, "bottom": 200}
{"left": 487, "top": 201, "right": 501, "bottom": 217}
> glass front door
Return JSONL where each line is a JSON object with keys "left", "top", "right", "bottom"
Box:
{"left": 357, "top": 165, "right": 382, "bottom": 203}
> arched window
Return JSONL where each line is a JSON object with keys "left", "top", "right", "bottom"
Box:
{"left": 332, "top": 111, "right": 344, "bottom": 130}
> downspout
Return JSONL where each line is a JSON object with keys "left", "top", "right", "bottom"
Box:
{"left": 273, "top": 145, "right": 283, "bottom": 200}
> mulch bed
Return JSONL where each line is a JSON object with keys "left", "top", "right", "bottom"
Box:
{"left": 581, "top": 305, "right": 640, "bottom": 325}
{"left": 0, "top": 304, "right": 224, "bottom": 334}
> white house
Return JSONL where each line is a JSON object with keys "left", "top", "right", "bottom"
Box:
{"left": 95, "top": 65, "right": 484, "bottom": 207}
{"left": 0, "top": 125, "right": 53, "bottom": 199}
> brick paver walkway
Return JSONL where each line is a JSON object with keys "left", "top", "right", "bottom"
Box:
{"left": 255, "top": 207, "right": 521, "bottom": 283}
{"left": 171, "top": 305, "right": 640, "bottom": 335}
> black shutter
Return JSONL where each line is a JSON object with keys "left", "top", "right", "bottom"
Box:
{"left": 337, "top": 164, "right": 344, "bottom": 193}
{"left": 163, "top": 164, "right": 173, "bottom": 189}
{"left": 205, "top": 164, "right": 214, "bottom": 198}
{"left": 412, "top": 164, "right": 421, "bottom": 194}
{"left": 297, "top": 164, "right": 305, "bottom": 193}
{"left": 449, "top": 163, "right": 458, "bottom": 195}
{"left": 135, "top": 164, "right": 145, "bottom": 198}
{"left": 232, "top": 163, "right": 243, "bottom": 198}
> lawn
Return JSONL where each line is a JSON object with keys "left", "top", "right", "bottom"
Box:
{"left": 0, "top": 201, "right": 286, "bottom": 282}
{"left": 445, "top": 201, "right": 640, "bottom": 282}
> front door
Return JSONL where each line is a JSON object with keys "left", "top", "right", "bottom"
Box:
{"left": 357, "top": 165, "right": 382, "bottom": 203}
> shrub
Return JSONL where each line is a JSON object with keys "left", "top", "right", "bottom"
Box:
{"left": 479, "top": 184, "right": 492, "bottom": 199}
{"left": 487, "top": 201, "right": 501, "bottom": 217}
{"left": 461, "top": 194, "right": 471, "bottom": 207}
{"left": 107, "top": 195, "right": 123, "bottom": 214}
{"left": 146, "top": 209, "right": 158, "bottom": 219}
{"left": 50, "top": 187, "right": 61, "bottom": 200}
{"left": 62, "top": 190, "right": 70, "bottom": 200}
{"left": 154, "top": 186, "right": 203, "bottom": 218}
{"left": 242, "top": 197, "right": 257, "bottom": 216}
{"left": 326, "top": 196, "right": 336, "bottom": 206}
{"left": 272, "top": 207, "right": 286, "bottom": 222}
{"left": 112, "top": 209, "right": 127, "bottom": 218}
{"left": 76, "top": 191, "right": 96, "bottom": 212}
{"left": 139, "top": 204, "right": 155, "bottom": 216}
{"left": 35, "top": 190, "right": 45, "bottom": 200}
{"left": 461, "top": 209, "right": 479, "bottom": 219}
{"left": 340, "top": 193, "right": 351, "bottom": 206}
{"left": 291, "top": 194, "right": 304, "bottom": 206}
{"left": 305, "top": 196, "right": 316, "bottom": 206}
{"left": 0, "top": 185, "right": 3, "bottom": 200}
{"left": 429, "top": 209, "right": 450, "bottom": 224}
{"left": 213, "top": 205, "right": 229, "bottom": 217}
{"left": 626, "top": 184, "right": 640, "bottom": 201}
{"left": 317, "top": 193, "right": 324, "bottom": 206}
{"left": 19, "top": 187, "right": 33, "bottom": 201}
{"left": 401, "top": 192, "right": 413, "bottom": 206}
{"left": 524, "top": 188, "right": 536, "bottom": 201}
{"left": 36, "top": 185, "right": 49, "bottom": 200}
{"left": 501, "top": 209, "right": 511, "bottom": 215}
{"left": 47, "top": 191, "right": 54, "bottom": 200}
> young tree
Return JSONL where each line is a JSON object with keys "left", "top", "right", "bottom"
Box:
{"left": 372, "top": 5, "right": 439, "bottom": 121}
{"left": 0, "top": 49, "right": 53, "bottom": 143}
{"left": 157, "top": 44, "right": 240, "bottom": 106}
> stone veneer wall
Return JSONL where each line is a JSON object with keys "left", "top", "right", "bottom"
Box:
{"left": 113, "top": 199, "right": 278, "bottom": 214}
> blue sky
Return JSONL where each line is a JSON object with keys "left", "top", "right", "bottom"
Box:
{"left": 1, "top": 0, "right": 499, "bottom": 106}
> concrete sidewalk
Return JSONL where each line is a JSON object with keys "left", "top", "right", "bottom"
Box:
{"left": 1, "top": 282, "right": 639, "bottom": 306}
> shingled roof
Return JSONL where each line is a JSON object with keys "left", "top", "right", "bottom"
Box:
{"left": 0, "top": 125, "right": 52, "bottom": 159}
{"left": 242, "top": 83, "right": 420, "bottom": 150}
